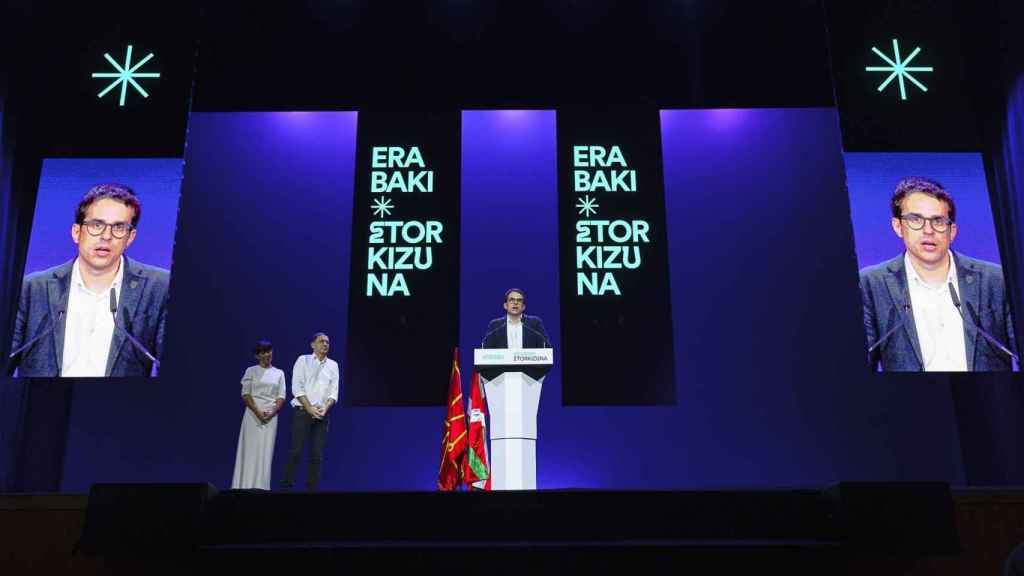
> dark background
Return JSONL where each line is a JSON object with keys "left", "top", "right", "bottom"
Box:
{"left": 1, "top": 0, "right": 1022, "bottom": 491}
{"left": 6, "top": 2, "right": 197, "bottom": 157}
{"left": 825, "top": 0, "right": 979, "bottom": 151}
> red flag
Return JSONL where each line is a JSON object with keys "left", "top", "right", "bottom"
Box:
{"left": 437, "top": 348, "right": 467, "bottom": 491}
{"left": 464, "top": 371, "right": 490, "bottom": 490}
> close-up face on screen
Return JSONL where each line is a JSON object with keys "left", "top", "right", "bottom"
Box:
{"left": 9, "top": 158, "right": 182, "bottom": 378}
{"left": 846, "top": 153, "right": 1018, "bottom": 373}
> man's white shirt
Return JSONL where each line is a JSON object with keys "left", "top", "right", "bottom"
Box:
{"left": 291, "top": 353, "right": 340, "bottom": 408}
{"left": 905, "top": 252, "right": 968, "bottom": 371}
{"left": 61, "top": 257, "right": 123, "bottom": 377}
{"left": 505, "top": 315, "right": 523, "bottom": 350}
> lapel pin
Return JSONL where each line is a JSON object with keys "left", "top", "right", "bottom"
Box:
{"left": 966, "top": 275, "right": 974, "bottom": 284}
{"left": 130, "top": 280, "right": 139, "bottom": 289}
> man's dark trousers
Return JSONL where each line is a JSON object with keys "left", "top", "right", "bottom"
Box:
{"left": 281, "top": 407, "right": 328, "bottom": 490}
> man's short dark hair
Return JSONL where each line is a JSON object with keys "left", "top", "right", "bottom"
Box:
{"left": 504, "top": 288, "right": 525, "bottom": 303}
{"left": 75, "top": 183, "right": 142, "bottom": 228}
{"left": 254, "top": 339, "right": 273, "bottom": 354}
{"left": 312, "top": 332, "right": 329, "bottom": 342}
{"left": 891, "top": 177, "right": 956, "bottom": 222}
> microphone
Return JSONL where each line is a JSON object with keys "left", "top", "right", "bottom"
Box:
{"left": 8, "top": 310, "right": 64, "bottom": 360}
{"left": 521, "top": 317, "right": 553, "bottom": 380}
{"left": 110, "top": 288, "right": 161, "bottom": 368}
{"left": 949, "top": 282, "right": 1019, "bottom": 364}
{"left": 867, "top": 293, "right": 910, "bottom": 356}
{"left": 480, "top": 322, "right": 506, "bottom": 348}
{"left": 523, "top": 321, "right": 552, "bottom": 349}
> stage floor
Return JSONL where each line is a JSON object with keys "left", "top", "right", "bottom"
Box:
{"left": 3, "top": 485, "right": 1023, "bottom": 575}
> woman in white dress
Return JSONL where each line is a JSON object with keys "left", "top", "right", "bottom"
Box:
{"left": 231, "top": 340, "right": 287, "bottom": 489}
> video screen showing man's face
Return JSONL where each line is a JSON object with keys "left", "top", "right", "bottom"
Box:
{"left": 9, "top": 158, "right": 182, "bottom": 378}
{"left": 847, "top": 153, "right": 1018, "bottom": 372}
{"left": 73, "top": 192, "right": 139, "bottom": 277}
{"left": 892, "top": 188, "right": 957, "bottom": 270}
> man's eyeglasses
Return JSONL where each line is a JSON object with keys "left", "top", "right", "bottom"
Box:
{"left": 900, "top": 213, "right": 953, "bottom": 233}
{"left": 507, "top": 297, "right": 525, "bottom": 304}
{"left": 80, "top": 219, "right": 134, "bottom": 239}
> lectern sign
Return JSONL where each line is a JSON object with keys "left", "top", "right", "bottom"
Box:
{"left": 558, "top": 107, "right": 676, "bottom": 405}
{"left": 475, "top": 348, "right": 555, "bottom": 366}
{"left": 346, "top": 111, "right": 461, "bottom": 405}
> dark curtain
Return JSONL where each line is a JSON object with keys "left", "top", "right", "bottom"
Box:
{"left": 0, "top": 3, "right": 68, "bottom": 492}
{"left": 986, "top": 0, "right": 1024, "bottom": 366}
{"left": 952, "top": 0, "right": 1024, "bottom": 484}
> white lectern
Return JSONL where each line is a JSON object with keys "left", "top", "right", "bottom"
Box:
{"left": 473, "top": 348, "right": 553, "bottom": 491}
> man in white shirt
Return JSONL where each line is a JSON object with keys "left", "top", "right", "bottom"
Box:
{"left": 281, "top": 332, "right": 340, "bottom": 490}
{"left": 10, "top": 183, "right": 170, "bottom": 377}
{"left": 859, "top": 177, "right": 1017, "bottom": 371}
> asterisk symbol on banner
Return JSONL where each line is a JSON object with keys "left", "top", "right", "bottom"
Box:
{"left": 91, "top": 45, "right": 161, "bottom": 107}
{"left": 372, "top": 197, "right": 394, "bottom": 217}
{"left": 576, "top": 195, "right": 599, "bottom": 217}
{"left": 865, "top": 39, "right": 933, "bottom": 101}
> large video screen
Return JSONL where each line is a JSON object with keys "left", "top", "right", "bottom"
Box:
{"left": 846, "top": 152, "right": 1017, "bottom": 372}
{"left": 10, "top": 158, "right": 182, "bottom": 378}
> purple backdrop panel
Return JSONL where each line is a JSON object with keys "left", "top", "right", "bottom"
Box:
{"left": 460, "top": 111, "right": 669, "bottom": 488}
{"left": 25, "top": 158, "right": 182, "bottom": 274}
{"left": 660, "top": 108, "right": 963, "bottom": 485}
{"left": 460, "top": 111, "right": 656, "bottom": 489}
{"left": 846, "top": 152, "right": 1002, "bottom": 270}
{"left": 459, "top": 111, "right": 566, "bottom": 486}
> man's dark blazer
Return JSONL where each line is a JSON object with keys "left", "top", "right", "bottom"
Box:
{"left": 10, "top": 257, "right": 170, "bottom": 377}
{"left": 859, "top": 251, "right": 1017, "bottom": 371}
{"left": 481, "top": 314, "right": 551, "bottom": 349}
{"left": 480, "top": 314, "right": 552, "bottom": 380}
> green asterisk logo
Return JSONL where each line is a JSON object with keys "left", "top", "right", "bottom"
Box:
{"left": 865, "top": 39, "right": 933, "bottom": 101}
{"left": 91, "top": 45, "right": 161, "bottom": 107}
{"left": 372, "top": 198, "right": 394, "bottom": 218}
{"left": 576, "top": 195, "right": 599, "bottom": 217}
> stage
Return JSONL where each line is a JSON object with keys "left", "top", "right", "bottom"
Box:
{"left": 4, "top": 484, "right": 1022, "bottom": 574}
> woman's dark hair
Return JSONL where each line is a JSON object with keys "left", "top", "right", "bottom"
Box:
{"left": 254, "top": 339, "right": 273, "bottom": 354}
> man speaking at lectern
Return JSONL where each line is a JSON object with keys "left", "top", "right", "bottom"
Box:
{"left": 482, "top": 289, "right": 551, "bottom": 350}
{"left": 481, "top": 288, "right": 552, "bottom": 380}
{"left": 478, "top": 289, "right": 553, "bottom": 490}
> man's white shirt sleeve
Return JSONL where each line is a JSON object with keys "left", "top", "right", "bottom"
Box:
{"left": 327, "top": 359, "right": 340, "bottom": 403}
{"left": 291, "top": 355, "right": 308, "bottom": 407}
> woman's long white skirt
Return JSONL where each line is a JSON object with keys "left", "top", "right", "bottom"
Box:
{"left": 231, "top": 409, "right": 278, "bottom": 490}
